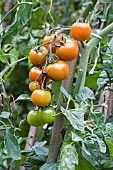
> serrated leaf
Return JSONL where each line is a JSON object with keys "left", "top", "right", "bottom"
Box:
{"left": 61, "top": 107, "right": 84, "bottom": 131}
{"left": 15, "top": 94, "right": 31, "bottom": 102}
{"left": 52, "top": 81, "right": 62, "bottom": 104}
{"left": 58, "top": 144, "right": 78, "bottom": 170}
{"left": 5, "top": 128, "right": 21, "bottom": 160}
{"left": 75, "top": 87, "right": 95, "bottom": 102}
{"left": 40, "top": 163, "right": 57, "bottom": 170}
{"left": 0, "top": 111, "right": 10, "bottom": 118}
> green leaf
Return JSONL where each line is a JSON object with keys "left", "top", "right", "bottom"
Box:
{"left": 91, "top": 109, "right": 104, "bottom": 128}
{"left": 60, "top": 86, "right": 73, "bottom": 100}
{"left": 105, "top": 123, "right": 113, "bottom": 137}
{"left": 5, "top": 128, "right": 21, "bottom": 160}
{"left": 105, "top": 138, "right": 113, "bottom": 157}
{"left": 33, "top": 147, "right": 48, "bottom": 156}
{"left": 85, "top": 71, "right": 101, "bottom": 88}
{"left": 34, "top": 141, "right": 47, "bottom": 147}
{"left": 97, "top": 138, "right": 106, "bottom": 153}
{"left": 16, "top": 3, "right": 33, "bottom": 25}
{"left": 71, "top": 132, "right": 83, "bottom": 142}
{"left": 75, "top": 154, "right": 95, "bottom": 170}
{"left": 52, "top": 81, "right": 62, "bottom": 104}
{"left": 58, "top": 144, "right": 78, "bottom": 170}
{"left": 15, "top": 94, "right": 31, "bottom": 102}
{"left": 0, "top": 111, "right": 10, "bottom": 118}
{"left": 0, "top": 50, "right": 6, "bottom": 63}
{"left": 61, "top": 107, "right": 84, "bottom": 131}
{"left": 75, "top": 87, "right": 95, "bottom": 102}
{"left": 82, "top": 142, "right": 91, "bottom": 155}
{"left": 40, "top": 163, "right": 57, "bottom": 170}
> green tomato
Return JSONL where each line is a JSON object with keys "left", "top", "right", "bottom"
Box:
{"left": 27, "top": 110, "right": 44, "bottom": 127}
{"left": 27, "top": 107, "right": 56, "bottom": 127}
{"left": 41, "top": 107, "right": 56, "bottom": 124}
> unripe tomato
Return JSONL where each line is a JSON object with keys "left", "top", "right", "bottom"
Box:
{"left": 31, "top": 89, "right": 51, "bottom": 107}
{"left": 29, "top": 82, "right": 40, "bottom": 91}
{"left": 27, "top": 107, "right": 56, "bottom": 127}
{"left": 42, "top": 33, "right": 62, "bottom": 53}
{"left": 46, "top": 60, "right": 69, "bottom": 81}
{"left": 41, "top": 107, "right": 56, "bottom": 124}
{"left": 70, "top": 22, "right": 91, "bottom": 41}
{"left": 29, "top": 47, "right": 47, "bottom": 65}
{"left": 56, "top": 39, "right": 79, "bottom": 61}
{"left": 29, "top": 67, "right": 42, "bottom": 82}
{"left": 27, "top": 110, "right": 44, "bottom": 127}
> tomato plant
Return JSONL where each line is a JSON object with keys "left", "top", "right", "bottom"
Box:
{"left": 31, "top": 89, "right": 51, "bottom": 107}
{"left": 29, "top": 81, "right": 40, "bottom": 91}
{"left": 29, "top": 67, "right": 43, "bottom": 82}
{"left": 70, "top": 22, "right": 91, "bottom": 41}
{"left": 46, "top": 60, "right": 69, "bottom": 81}
{"left": 27, "top": 107, "right": 56, "bottom": 127}
{"left": 56, "top": 39, "right": 79, "bottom": 61}
{"left": 29, "top": 47, "right": 48, "bottom": 65}
{"left": 42, "top": 33, "right": 62, "bottom": 53}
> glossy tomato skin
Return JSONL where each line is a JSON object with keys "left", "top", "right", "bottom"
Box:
{"left": 41, "top": 107, "right": 56, "bottom": 124}
{"left": 29, "top": 82, "right": 40, "bottom": 91}
{"left": 29, "top": 67, "right": 42, "bottom": 82}
{"left": 29, "top": 47, "right": 47, "bottom": 65}
{"left": 42, "top": 34, "right": 62, "bottom": 53}
{"left": 27, "top": 110, "right": 44, "bottom": 127}
{"left": 56, "top": 39, "right": 79, "bottom": 61}
{"left": 70, "top": 22, "right": 91, "bottom": 41}
{"left": 46, "top": 60, "right": 69, "bottom": 81}
{"left": 31, "top": 89, "right": 51, "bottom": 107}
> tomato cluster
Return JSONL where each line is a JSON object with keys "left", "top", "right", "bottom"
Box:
{"left": 25, "top": 20, "right": 91, "bottom": 127}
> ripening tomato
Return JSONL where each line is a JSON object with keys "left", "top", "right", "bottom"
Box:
{"left": 29, "top": 67, "right": 42, "bottom": 82}
{"left": 46, "top": 60, "right": 69, "bottom": 81}
{"left": 29, "top": 82, "right": 40, "bottom": 91}
{"left": 56, "top": 39, "right": 79, "bottom": 61}
{"left": 42, "top": 33, "right": 62, "bottom": 53}
{"left": 70, "top": 22, "right": 91, "bottom": 41}
{"left": 31, "top": 89, "right": 51, "bottom": 107}
{"left": 29, "top": 47, "right": 48, "bottom": 65}
{"left": 27, "top": 110, "right": 44, "bottom": 127}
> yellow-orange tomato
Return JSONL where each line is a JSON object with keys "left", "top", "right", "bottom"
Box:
{"left": 29, "top": 67, "right": 42, "bottom": 82}
{"left": 70, "top": 22, "right": 91, "bottom": 41}
{"left": 46, "top": 60, "right": 69, "bottom": 81}
{"left": 56, "top": 39, "right": 79, "bottom": 61}
{"left": 31, "top": 89, "right": 51, "bottom": 107}
{"left": 29, "top": 82, "right": 40, "bottom": 91}
{"left": 29, "top": 47, "right": 47, "bottom": 65}
{"left": 42, "top": 33, "right": 62, "bottom": 53}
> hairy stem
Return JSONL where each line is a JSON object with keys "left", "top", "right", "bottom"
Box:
{"left": 74, "top": 22, "right": 113, "bottom": 95}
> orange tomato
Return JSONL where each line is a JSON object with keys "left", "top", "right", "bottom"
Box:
{"left": 46, "top": 60, "right": 69, "bottom": 81}
{"left": 29, "top": 67, "right": 42, "bottom": 82}
{"left": 70, "top": 22, "right": 91, "bottom": 41}
{"left": 29, "top": 47, "right": 47, "bottom": 65}
{"left": 56, "top": 39, "right": 79, "bottom": 61}
{"left": 29, "top": 82, "right": 40, "bottom": 91}
{"left": 42, "top": 33, "right": 62, "bottom": 53}
{"left": 31, "top": 89, "right": 51, "bottom": 107}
